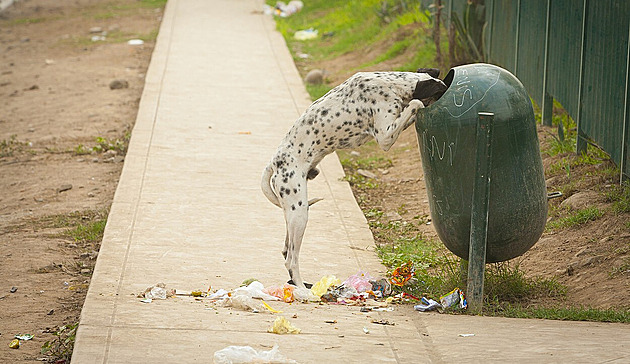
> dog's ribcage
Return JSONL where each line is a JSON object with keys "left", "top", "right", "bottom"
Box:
{"left": 272, "top": 72, "right": 426, "bottom": 178}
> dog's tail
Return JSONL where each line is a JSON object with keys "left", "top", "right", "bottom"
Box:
{"left": 261, "top": 163, "right": 324, "bottom": 208}
{"left": 261, "top": 163, "right": 282, "bottom": 208}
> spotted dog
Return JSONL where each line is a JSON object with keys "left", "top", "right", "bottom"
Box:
{"left": 261, "top": 69, "right": 447, "bottom": 288}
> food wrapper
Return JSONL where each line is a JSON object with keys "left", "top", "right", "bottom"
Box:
{"left": 268, "top": 316, "right": 301, "bottom": 334}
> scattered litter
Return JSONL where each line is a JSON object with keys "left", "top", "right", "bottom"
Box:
{"left": 292, "top": 286, "right": 319, "bottom": 302}
{"left": 213, "top": 344, "right": 297, "bottom": 364}
{"left": 263, "top": 284, "right": 295, "bottom": 303}
{"left": 238, "top": 131, "right": 251, "bottom": 135}
{"left": 89, "top": 27, "right": 103, "bottom": 33}
{"left": 414, "top": 297, "right": 442, "bottom": 312}
{"left": 44, "top": 59, "right": 55, "bottom": 65}
{"left": 9, "top": 339, "right": 19, "bottom": 349}
{"left": 390, "top": 261, "right": 414, "bottom": 287}
{"left": 14, "top": 334, "right": 33, "bottom": 341}
{"left": 343, "top": 271, "right": 375, "bottom": 293}
{"left": 10, "top": 286, "right": 17, "bottom": 293}
{"left": 371, "top": 319, "right": 394, "bottom": 326}
{"left": 297, "top": 53, "right": 310, "bottom": 59}
{"left": 439, "top": 288, "right": 467, "bottom": 310}
{"left": 311, "top": 275, "right": 340, "bottom": 297}
{"left": 324, "top": 320, "right": 337, "bottom": 324}
{"left": 370, "top": 278, "right": 392, "bottom": 298}
{"left": 234, "top": 281, "right": 280, "bottom": 301}
{"left": 363, "top": 327, "right": 370, "bottom": 334}
{"left": 139, "top": 283, "right": 175, "bottom": 300}
{"left": 224, "top": 295, "right": 263, "bottom": 313}
{"left": 140, "top": 298, "right": 152, "bottom": 303}
{"left": 207, "top": 289, "right": 229, "bottom": 300}
{"left": 191, "top": 290, "right": 204, "bottom": 297}
{"left": 263, "top": 1, "right": 304, "bottom": 18}
{"left": 241, "top": 278, "right": 259, "bottom": 287}
{"left": 91, "top": 35, "right": 106, "bottom": 42}
{"left": 458, "top": 333, "right": 475, "bottom": 337}
{"left": 294, "top": 28, "right": 318, "bottom": 41}
{"left": 127, "top": 39, "right": 144, "bottom": 45}
{"left": 268, "top": 316, "right": 301, "bottom": 334}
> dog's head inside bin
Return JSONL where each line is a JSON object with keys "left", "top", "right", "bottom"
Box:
{"left": 415, "top": 63, "right": 547, "bottom": 263}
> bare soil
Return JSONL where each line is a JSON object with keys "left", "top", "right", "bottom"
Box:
{"left": 0, "top": 0, "right": 162, "bottom": 361}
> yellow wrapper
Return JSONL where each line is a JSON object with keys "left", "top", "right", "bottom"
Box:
{"left": 268, "top": 316, "right": 301, "bottom": 334}
{"left": 9, "top": 339, "right": 19, "bottom": 349}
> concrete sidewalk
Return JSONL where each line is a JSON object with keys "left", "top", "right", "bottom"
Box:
{"left": 72, "top": 0, "right": 630, "bottom": 362}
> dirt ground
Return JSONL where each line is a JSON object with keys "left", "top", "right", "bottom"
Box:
{"left": 0, "top": 0, "right": 628, "bottom": 362}
{"left": 0, "top": 0, "right": 163, "bottom": 361}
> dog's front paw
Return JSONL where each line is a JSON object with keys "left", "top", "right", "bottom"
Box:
{"left": 409, "top": 99, "right": 424, "bottom": 110}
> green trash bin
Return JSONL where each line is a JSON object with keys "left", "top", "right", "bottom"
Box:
{"left": 415, "top": 63, "right": 547, "bottom": 263}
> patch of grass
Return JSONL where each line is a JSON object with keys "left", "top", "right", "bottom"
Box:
{"left": 41, "top": 322, "right": 78, "bottom": 363}
{"left": 6, "top": 17, "right": 46, "bottom": 26}
{"left": 67, "top": 219, "right": 106, "bottom": 244}
{"left": 306, "top": 83, "right": 333, "bottom": 100}
{"left": 0, "top": 134, "right": 28, "bottom": 157}
{"left": 342, "top": 173, "right": 379, "bottom": 189}
{"left": 546, "top": 207, "right": 604, "bottom": 231}
{"left": 271, "top": 0, "right": 439, "bottom": 70}
{"left": 74, "top": 134, "right": 129, "bottom": 155}
{"left": 483, "top": 262, "right": 566, "bottom": 304}
{"left": 339, "top": 153, "right": 393, "bottom": 171}
{"left": 376, "top": 236, "right": 459, "bottom": 297}
{"left": 604, "top": 181, "right": 630, "bottom": 214}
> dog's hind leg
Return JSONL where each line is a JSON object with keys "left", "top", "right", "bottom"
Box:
{"left": 374, "top": 99, "right": 424, "bottom": 151}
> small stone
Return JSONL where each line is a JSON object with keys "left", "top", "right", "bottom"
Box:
{"left": 103, "top": 149, "right": 118, "bottom": 157}
{"left": 57, "top": 184, "right": 73, "bottom": 193}
{"left": 47, "top": 309, "right": 54, "bottom": 315}
{"left": 89, "top": 27, "right": 103, "bottom": 33}
{"left": 87, "top": 192, "right": 95, "bottom": 197}
{"left": 384, "top": 211, "right": 403, "bottom": 222}
{"left": 574, "top": 247, "right": 588, "bottom": 257}
{"left": 350, "top": 151, "right": 360, "bottom": 157}
{"left": 305, "top": 69, "right": 324, "bottom": 85}
{"left": 357, "top": 169, "right": 377, "bottom": 179}
{"left": 109, "top": 79, "right": 129, "bottom": 90}
{"left": 80, "top": 269, "right": 91, "bottom": 275}
{"left": 10, "top": 287, "right": 17, "bottom": 293}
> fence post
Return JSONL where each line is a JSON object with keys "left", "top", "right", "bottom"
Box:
{"left": 622, "top": 21, "right": 630, "bottom": 183}
{"left": 466, "top": 112, "right": 494, "bottom": 314}
{"left": 576, "top": 0, "right": 588, "bottom": 154}
{"left": 541, "top": 0, "right": 553, "bottom": 127}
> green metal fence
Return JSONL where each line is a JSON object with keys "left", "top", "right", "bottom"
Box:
{"left": 443, "top": 0, "right": 630, "bottom": 181}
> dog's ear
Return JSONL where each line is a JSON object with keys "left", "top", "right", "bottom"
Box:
{"left": 416, "top": 67, "right": 441, "bottom": 79}
{"left": 413, "top": 79, "right": 448, "bottom": 103}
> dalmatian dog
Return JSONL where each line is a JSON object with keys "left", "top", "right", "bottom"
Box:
{"left": 261, "top": 69, "right": 447, "bottom": 288}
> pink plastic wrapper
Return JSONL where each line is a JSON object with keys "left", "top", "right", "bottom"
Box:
{"left": 263, "top": 284, "right": 295, "bottom": 303}
{"left": 342, "top": 271, "right": 376, "bottom": 293}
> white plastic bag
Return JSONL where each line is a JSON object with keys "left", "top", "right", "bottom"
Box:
{"left": 213, "top": 345, "right": 297, "bottom": 364}
{"left": 233, "top": 281, "right": 280, "bottom": 301}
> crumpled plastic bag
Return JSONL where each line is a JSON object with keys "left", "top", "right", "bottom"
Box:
{"left": 268, "top": 316, "right": 301, "bottom": 334}
{"left": 233, "top": 281, "right": 280, "bottom": 301}
{"left": 263, "top": 284, "right": 295, "bottom": 303}
{"left": 294, "top": 28, "right": 318, "bottom": 40}
{"left": 292, "top": 286, "right": 319, "bottom": 302}
{"left": 213, "top": 344, "right": 297, "bottom": 364}
{"left": 139, "top": 283, "right": 175, "bottom": 300}
{"left": 414, "top": 297, "right": 442, "bottom": 312}
{"left": 310, "top": 275, "right": 341, "bottom": 297}
{"left": 343, "top": 271, "right": 375, "bottom": 293}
